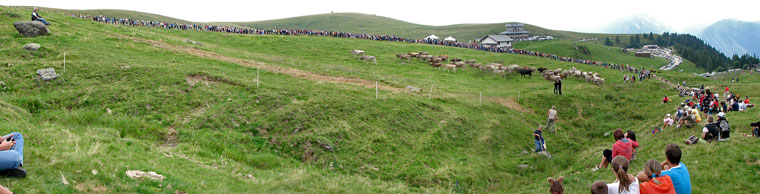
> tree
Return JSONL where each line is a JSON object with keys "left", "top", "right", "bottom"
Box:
{"left": 634, "top": 34, "right": 641, "bottom": 48}
{"left": 648, "top": 32, "right": 655, "bottom": 41}
{"left": 604, "top": 37, "right": 613, "bottom": 46}
{"left": 628, "top": 36, "right": 635, "bottom": 48}
{"left": 615, "top": 35, "right": 621, "bottom": 44}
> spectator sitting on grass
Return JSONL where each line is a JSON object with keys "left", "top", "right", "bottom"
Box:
{"left": 663, "top": 114, "right": 674, "bottom": 129}
{"left": 606, "top": 156, "right": 639, "bottom": 194}
{"left": 593, "top": 129, "right": 638, "bottom": 171}
{"left": 701, "top": 115, "right": 719, "bottom": 142}
{"left": 638, "top": 159, "right": 676, "bottom": 194}
{"left": 0, "top": 132, "right": 24, "bottom": 178}
{"left": 639, "top": 144, "right": 691, "bottom": 194}
{"left": 591, "top": 180, "right": 609, "bottom": 194}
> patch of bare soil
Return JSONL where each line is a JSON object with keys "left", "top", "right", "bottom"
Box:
{"left": 485, "top": 96, "right": 534, "bottom": 114}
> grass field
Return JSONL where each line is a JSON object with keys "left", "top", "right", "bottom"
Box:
{"left": 1, "top": 5, "right": 759, "bottom": 193}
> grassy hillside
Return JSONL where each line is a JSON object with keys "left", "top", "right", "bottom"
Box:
{"left": 1, "top": 5, "right": 759, "bottom": 194}
{"left": 513, "top": 40, "right": 705, "bottom": 73}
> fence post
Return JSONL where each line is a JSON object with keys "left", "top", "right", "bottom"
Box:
{"left": 428, "top": 85, "right": 433, "bottom": 99}
{"left": 256, "top": 67, "right": 260, "bottom": 88}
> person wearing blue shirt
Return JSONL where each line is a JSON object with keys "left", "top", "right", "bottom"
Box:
{"left": 639, "top": 143, "right": 691, "bottom": 194}
{"left": 533, "top": 125, "right": 544, "bottom": 152}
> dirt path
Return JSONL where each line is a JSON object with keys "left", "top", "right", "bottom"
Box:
{"left": 117, "top": 34, "right": 532, "bottom": 113}
{"left": 117, "top": 34, "right": 407, "bottom": 93}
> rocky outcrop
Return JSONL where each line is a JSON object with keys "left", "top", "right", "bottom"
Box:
{"left": 13, "top": 21, "right": 49, "bottom": 37}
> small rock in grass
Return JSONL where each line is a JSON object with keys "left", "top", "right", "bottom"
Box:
{"left": 538, "top": 151, "right": 552, "bottom": 159}
{"left": 106, "top": 108, "right": 112, "bottom": 114}
{"left": 520, "top": 150, "right": 529, "bottom": 155}
{"left": 125, "top": 170, "right": 165, "bottom": 181}
{"left": 36, "top": 68, "right": 58, "bottom": 81}
{"left": 518, "top": 164, "right": 530, "bottom": 169}
{"left": 247, "top": 174, "right": 253, "bottom": 178}
{"left": 92, "top": 169, "right": 98, "bottom": 175}
{"left": 22, "top": 43, "right": 40, "bottom": 51}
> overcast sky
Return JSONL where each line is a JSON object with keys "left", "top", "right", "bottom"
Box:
{"left": 2, "top": 0, "right": 758, "bottom": 33}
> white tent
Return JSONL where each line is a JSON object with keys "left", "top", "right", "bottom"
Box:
{"left": 444, "top": 36, "right": 456, "bottom": 41}
{"left": 425, "top": 34, "right": 439, "bottom": 40}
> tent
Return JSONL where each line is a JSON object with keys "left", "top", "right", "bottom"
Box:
{"left": 425, "top": 34, "right": 439, "bottom": 40}
{"left": 444, "top": 36, "right": 456, "bottom": 41}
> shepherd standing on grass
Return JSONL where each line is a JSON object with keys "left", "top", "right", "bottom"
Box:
{"left": 547, "top": 106, "right": 558, "bottom": 133}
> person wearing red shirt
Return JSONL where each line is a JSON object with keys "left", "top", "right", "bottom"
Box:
{"left": 593, "top": 129, "right": 638, "bottom": 171}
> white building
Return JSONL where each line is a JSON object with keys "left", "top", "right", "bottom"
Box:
{"left": 479, "top": 35, "right": 514, "bottom": 48}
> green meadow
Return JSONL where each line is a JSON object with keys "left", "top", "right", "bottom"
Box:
{"left": 1, "top": 6, "right": 759, "bottom": 193}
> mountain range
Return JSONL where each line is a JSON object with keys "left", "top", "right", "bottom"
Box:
{"left": 601, "top": 16, "right": 759, "bottom": 57}
{"left": 699, "top": 19, "right": 760, "bottom": 57}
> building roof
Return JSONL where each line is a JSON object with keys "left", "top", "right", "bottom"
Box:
{"left": 482, "top": 35, "right": 514, "bottom": 43}
{"left": 499, "top": 31, "right": 531, "bottom": 35}
{"left": 505, "top": 23, "right": 525, "bottom": 27}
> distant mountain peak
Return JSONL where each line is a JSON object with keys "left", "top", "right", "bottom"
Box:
{"left": 602, "top": 15, "right": 672, "bottom": 34}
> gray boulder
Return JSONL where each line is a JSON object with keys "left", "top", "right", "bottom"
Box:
{"left": 36, "top": 68, "right": 58, "bottom": 81}
{"left": 13, "top": 21, "right": 49, "bottom": 37}
{"left": 22, "top": 43, "right": 40, "bottom": 51}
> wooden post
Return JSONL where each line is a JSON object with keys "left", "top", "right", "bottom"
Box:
{"left": 479, "top": 91, "right": 482, "bottom": 106}
{"left": 375, "top": 82, "right": 378, "bottom": 99}
{"left": 256, "top": 67, "right": 260, "bottom": 88}
{"left": 63, "top": 52, "right": 66, "bottom": 73}
{"left": 428, "top": 85, "right": 433, "bottom": 99}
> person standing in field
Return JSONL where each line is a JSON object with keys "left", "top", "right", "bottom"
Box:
{"left": 547, "top": 106, "right": 558, "bottom": 133}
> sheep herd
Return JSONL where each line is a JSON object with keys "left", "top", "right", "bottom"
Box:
{"left": 349, "top": 49, "right": 605, "bottom": 86}
{"left": 539, "top": 67, "right": 605, "bottom": 85}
